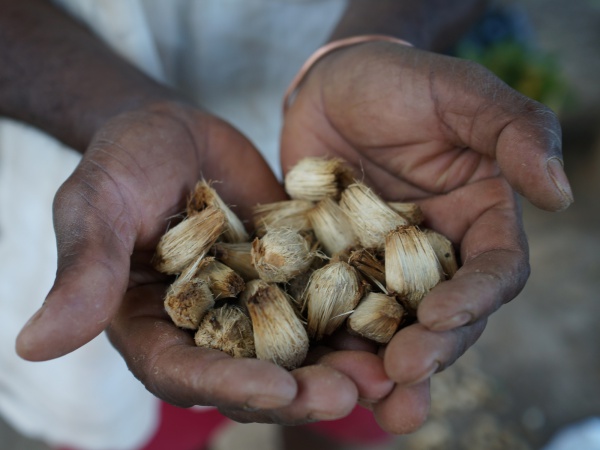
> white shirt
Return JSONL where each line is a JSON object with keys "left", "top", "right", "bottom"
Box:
{"left": 0, "top": 1, "right": 346, "bottom": 448}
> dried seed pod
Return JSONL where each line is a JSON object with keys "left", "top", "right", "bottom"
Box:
{"left": 154, "top": 206, "right": 226, "bottom": 274}
{"left": 307, "top": 197, "right": 358, "bottom": 256}
{"left": 251, "top": 228, "right": 315, "bottom": 283}
{"left": 284, "top": 157, "right": 354, "bottom": 201}
{"left": 194, "top": 305, "right": 255, "bottom": 358}
{"left": 187, "top": 180, "right": 249, "bottom": 243}
{"left": 348, "top": 248, "right": 386, "bottom": 292}
{"left": 304, "top": 260, "right": 364, "bottom": 341}
{"left": 196, "top": 257, "right": 245, "bottom": 299}
{"left": 240, "top": 280, "right": 309, "bottom": 370}
{"left": 286, "top": 256, "right": 327, "bottom": 316}
{"left": 340, "top": 183, "right": 408, "bottom": 249}
{"left": 164, "top": 259, "right": 215, "bottom": 329}
{"left": 424, "top": 229, "right": 458, "bottom": 279}
{"left": 385, "top": 226, "right": 443, "bottom": 311}
{"left": 253, "top": 200, "right": 314, "bottom": 237}
{"left": 211, "top": 242, "right": 259, "bottom": 281}
{"left": 347, "top": 293, "right": 406, "bottom": 344}
{"left": 388, "top": 202, "right": 425, "bottom": 225}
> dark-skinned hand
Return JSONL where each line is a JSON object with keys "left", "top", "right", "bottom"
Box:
{"left": 16, "top": 102, "right": 392, "bottom": 425}
{"left": 280, "top": 42, "right": 573, "bottom": 433}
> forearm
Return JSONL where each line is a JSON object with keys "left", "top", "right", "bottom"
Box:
{"left": 329, "top": 0, "right": 488, "bottom": 52}
{"left": 0, "top": 0, "right": 178, "bottom": 152}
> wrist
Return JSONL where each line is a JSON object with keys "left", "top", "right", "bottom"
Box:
{"left": 283, "top": 35, "right": 412, "bottom": 113}
{"left": 81, "top": 89, "right": 188, "bottom": 149}
{"left": 329, "top": 0, "right": 487, "bottom": 52}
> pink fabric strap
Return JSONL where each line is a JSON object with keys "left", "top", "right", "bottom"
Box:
{"left": 283, "top": 34, "right": 413, "bottom": 113}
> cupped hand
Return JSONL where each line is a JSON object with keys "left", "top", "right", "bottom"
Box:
{"left": 14, "top": 101, "right": 389, "bottom": 424}
{"left": 281, "top": 42, "right": 573, "bottom": 433}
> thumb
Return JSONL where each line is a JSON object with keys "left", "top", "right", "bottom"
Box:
{"left": 495, "top": 105, "right": 573, "bottom": 211}
{"left": 16, "top": 169, "right": 134, "bottom": 361}
{"left": 435, "top": 58, "right": 574, "bottom": 212}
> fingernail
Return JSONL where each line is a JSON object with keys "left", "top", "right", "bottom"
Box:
{"left": 242, "top": 404, "right": 260, "bottom": 412}
{"left": 546, "top": 158, "right": 574, "bottom": 209}
{"left": 20, "top": 306, "right": 45, "bottom": 333}
{"left": 410, "top": 361, "right": 440, "bottom": 386}
{"left": 246, "top": 395, "right": 293, "bottom": 410}
{"left": 15, "top": 307, "right": 46, "bottom": 357}
{"left": 430, "top": 312, "right": 472, "bottom": 331}
{"left": 306, "top": 411, "right": 338, "bottom": 422}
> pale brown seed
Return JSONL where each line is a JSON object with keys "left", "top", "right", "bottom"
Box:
{"left": 251, "top": 228, "right": 315, "bottom": 283}
{"left": 194, "top": 257, "right": 245, "bottom": 299}
{"left": 285, "top": 257, "right": 326, "bottom": 314}
{"left": 284, "top": 157, "right": 355, "bottom": 201}
{"left": 307, "top": 197, "right": 358, "bottom": 256}
{"left": 388, "top": 202, "right": 425, "bottom": 225}
{"left": 303, "top": 261, "right": 364, "bottom": 341}
{"left": 253, "top": 200, "right": 314, "bottom": 237}
{"left": 187, "top": 180, "right": 249, "bottom": 243}
{"left": 240, "top": 280, "right": 309, "bottom": 370}
{"left": 424, "top": 229, "right": 459, "bottom": 279}
{"left": 163, "top": 259, "right": 215, "bottom": 329}
{"left": 340, "top": 183, "right": 408, "bottom": 249}
{"left": 211, "top": 242, "right": 259, "bottom": 281}
{"left": 348, "top": 248, "right": 386, "bottom": 292}
{"left": 194, "top": 305, "right": 255, "bottom": 358}
{"left": 385, "top": 226, "right": 443, "bottom": 311}
{"left": 153, "top": 206, "right": 226, "bottom": 274}
{"left": 347, "top": 292, "right": 406, "bottom": 344}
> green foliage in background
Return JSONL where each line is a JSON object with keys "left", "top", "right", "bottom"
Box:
{"left": 457, "top": 41, "right": 573, "bottom": 115}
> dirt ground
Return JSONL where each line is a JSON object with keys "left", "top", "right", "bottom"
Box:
{"left": 2, "top": 0, "right": 598, "bottom": 449}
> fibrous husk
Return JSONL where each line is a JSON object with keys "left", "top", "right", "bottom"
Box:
{"left": 194, "top": 304, "right": 255, "bottom": 358}
{"left": 211, "top": 242, "right": 259, "bottom": 281}
{"left": 253, "top": 200, "right": 314, "bottom": 237}
{"left": 164, "top": 259, "right": 215, "bottom": 329}
{"left": 240, "top": 280, "right": 309, "bottom": 370}
{"left": 194, "top": 257, "right": 245, "bottom": 299}
{"left": 340, "top": 183, "right": 408, "bottom": 249}
{"left": 307, "top": 197, "right": 358, "bottom": 256}
{"left": 303, "top": 260, "right": 364, "bottom": 341}
{"left": 348, "top": 248, "right": 386, "bottom": 292}
{"left": 154, "top": 156, "right": 462, "bottom": 373}
{"left": 388, "top": 202, "right": 425, "bottom": 225}
{"left": 284, "top": 157, "right": 355, "bottom": 201}
{"left": 286, "top": 257, "right": 326, "bottom": 314}
{"left": 187, "top": 180, "right": 249, "bottom": 243}
{"left": 251, "top": 228, "right": 315, "bottom": 283}
{"left": 385, "top": 226, "right": 443, "bottom": 311}
{"left": 154, "top": 206, "right": 226, "bottom": 274}
{"left": 424, "top": 229, "right": 459, "bottom": 279}
{"left": 347, "top": 292, "right": 406, "bottom": 344}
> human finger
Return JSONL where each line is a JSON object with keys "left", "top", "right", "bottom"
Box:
{"left": 223, "top": 364, "right": 358, "bottom": 425}
{"left": 108, "top": 284, "right": 299, "bottom": 411}
{"left": 428, "top": 55, "right": 573, "bottom": 212}
{"left": 16, "top": 156, "right": 137, "bottom": 361}
{"left": 372, "top": 380, "right": 431, "bottom": 435}
{"left": 383, "top": 320, "right": 487, "bottom": 387}
{"left": 416, "top": 177, "right": 529, "bottom": 330}
{"left": 316, "top": 350, "right": 394, "bottom": 403}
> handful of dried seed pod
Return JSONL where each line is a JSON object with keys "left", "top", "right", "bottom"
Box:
{"left": 153, "top": 157, "right": 458, "bottom": 370}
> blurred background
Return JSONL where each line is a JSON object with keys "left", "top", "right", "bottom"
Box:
{"left": 2, "top": 0, "right": 598, "bottom": 449}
